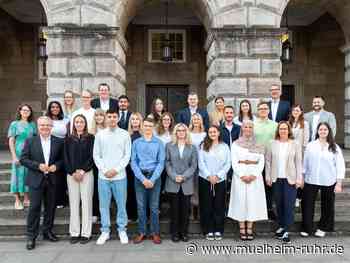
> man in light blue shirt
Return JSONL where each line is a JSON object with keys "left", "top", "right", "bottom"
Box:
{"left": 131, "top": 118, "right": 165, "bottom": 244}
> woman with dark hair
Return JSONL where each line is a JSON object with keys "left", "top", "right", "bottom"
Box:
{"left": 300, "top": 122, "right": 345, "bottom": 238}
{"left": 8, "top": 104, "right": 36, "bottom": 209}
{"left": 46, "top": 101, "right": 69, "bottom": 208}
{"left": 148, "top": 98, "right": 165, "bottom": 124}
{"left": 288, "top": 104, "right": 309, "bottom": 207}
{"left": 209, "top": 97, "right": 225, "bottom": 126}
{"left": 64, "top": 114, "right": 95, "bottom": 244}
{"left": 265, "top": 121, "right": 303, "bottom": 243}
{"left": 198, "top": 125, "right": 231, "bottom": 241}
{"left": 234, "top": 99, "right": 256, "bottom": 126}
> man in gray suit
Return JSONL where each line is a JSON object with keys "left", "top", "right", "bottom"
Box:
{"left": 304, "top": 96, "right": 337, "bottom": 141}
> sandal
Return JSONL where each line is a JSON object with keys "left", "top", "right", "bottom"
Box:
{"left": 239, "top": 227, "right": 247, "bottom": 241}
{"left": 23, "top": 200, "right": 30, "bottom": 208}
{"left": 246, "top": 227, "right": 255, "bottom": 241}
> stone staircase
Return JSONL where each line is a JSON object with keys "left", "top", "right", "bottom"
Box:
{"left": 1, "top": 152, "right": 350, "bottom": 238}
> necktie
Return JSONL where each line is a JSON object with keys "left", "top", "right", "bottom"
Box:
{"left": 120, "top": 111, "right": 126, "bottom": 125}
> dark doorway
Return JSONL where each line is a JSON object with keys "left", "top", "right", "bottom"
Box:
{"left": 281, "top": 85, "right": 295, "bottom": 106}
{"left": 146, "top": 85, "right": 189, "bottom": 115}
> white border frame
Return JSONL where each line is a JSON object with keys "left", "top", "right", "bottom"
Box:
{"left": 148, "top": 29, "right": 186, "bottom": 63}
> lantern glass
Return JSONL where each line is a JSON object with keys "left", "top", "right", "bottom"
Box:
{"left": 162, "top": 43, "right": 172, "bottom": 62}
{"left": 38, "top": 34, "right": 47, "bottom": 59}
{"left": 282, "top": 40, "right": 292, "bottom": 63}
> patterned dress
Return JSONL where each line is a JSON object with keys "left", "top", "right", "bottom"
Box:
{"left": 8, "top": 121, "right": 36, "bottom": 193}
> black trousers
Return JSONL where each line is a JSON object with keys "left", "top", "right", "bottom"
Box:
{"left": 27, "top": 179, "right": 56, "bottom": 240}
{"left": 168, "top": 188, "right": 191, "bottom": 236}
{"left": 126, "top": 164, "right": 138, "bottom": 221}
{"left": 55, "top": 170, "right": 68, "bottom": 207}
{"left": 199, "top": 177, "right": 226, "bottom": 234}
{"left": 262, "top": 169, "right": 273, "bottom": 210}
{"left": 301, "top": 183, "right": 336, "bottom": 234}
{"left": 92, "top": 165, "right": 100, "bottom": 217}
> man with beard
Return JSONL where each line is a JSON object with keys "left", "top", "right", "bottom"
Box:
{"left": 304, "top": 96, "right": 337, "bottom": 141}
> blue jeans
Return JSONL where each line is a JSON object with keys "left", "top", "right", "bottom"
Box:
{"left": 98, "top": 177, "right": 128, "bottom": 233}
{"left": 135, "top": 178, "right": 161, "bottom": 235}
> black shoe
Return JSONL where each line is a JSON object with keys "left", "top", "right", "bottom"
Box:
{"left": 43, "top": 232, "right": 59, "bottom": 242}
{"left": 26, "top": 239, "right": 35, "bottom": 250}
{"left": 268, "top": 210, "right": 277, "bottom": 221}
{"left": 80, "top": 236, "right": 91, "bottom": 244}
{"left": 171, "top": 235, "right": 180, "bottom": 242}
{"left": 181, "top": 234, "right": 189, "bottom": 242}
{"left": 275, "top": 228, "right": 285, "bottom": 239}
{"left": 70, "top": 236, "right": 80, "bottom": 244}
{"left": 281, "top": 232, "right": 291, "bottom": 243}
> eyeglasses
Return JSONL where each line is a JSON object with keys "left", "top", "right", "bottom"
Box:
{"left": 177, "top": 129, "right": 186, "bottom": 132}
{"left": 82, "top": 96, "right": 91, "bottom": 99}
{"left": 258, "top": 108, "right": 269, "bottom": 111}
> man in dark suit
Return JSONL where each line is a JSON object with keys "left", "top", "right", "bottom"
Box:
{"left": 20, "top": 116, "right": 64, "bottom": 250}
{"left": 91, "top": 83, "right": 119, "bottom": 112}
{"left": 268, "top": 84, "right": 291, "bottom": 123}
{"left": 175, "top": 92, "right": 210, "bottom": 130}
{"left": 118, "top": 95, "right": 132, "bottom": 130}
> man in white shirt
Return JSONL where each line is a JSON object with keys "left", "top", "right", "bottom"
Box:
{"left": 304, "top": 96, "right": 337, "bottom": 141}
{"left": 71, "top": 90, "right": 96, "bottom": 134}
{"left": 91, "top": 83, "right": 119, "bottom": 112}
{"left": 20, "top": 116, "right": 64, "bottom": 250}
{"left": 268, "top": 85, "right": 291, "bottom": 123}
{"left": 93, "top": 109, "right": 131, "bottom": 245}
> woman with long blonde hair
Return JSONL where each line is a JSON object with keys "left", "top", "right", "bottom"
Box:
{"left": 165, "top": 123, "right": 198, "bottom": 242}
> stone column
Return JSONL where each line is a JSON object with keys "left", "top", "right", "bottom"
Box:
{"left": 342, "top": 44, "right": 350, "bottom": 148}
{"left": 205, "top": 28, "right": 283, "bottom": 112}
{"left": 45, "top": 26, "right": 127, "bottom": 104}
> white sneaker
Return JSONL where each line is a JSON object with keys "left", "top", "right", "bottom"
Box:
{"left": 119, "top": 231, "right": 129, "bottom": 244}
{"left": 206, "top": 233, "right": 214, "bottom": 241}
{"left": 96, "top": 232, "right": 110, "bottom": 245}
{"left": 214, "top": 232, "right": 222, "bottom": 240}
{"left": 300, "top": 231, "right": 309, "bottom": 237}
{"left": 92, "top": 216, "right": 98, "bottom": 223}
{"left": 314, "top": 229, "right": 326, "bottom": 238}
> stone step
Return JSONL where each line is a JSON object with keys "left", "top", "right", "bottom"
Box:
{"left": 0, "top": 192, "right": 14, "bottom": 204}
{"left": 0, "top": 216, "right": 350, "bottom": 237}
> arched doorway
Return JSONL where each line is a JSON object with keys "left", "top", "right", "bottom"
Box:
{"left": 121, "top": 0, "right": 209, "bottom": 115}
{"left": 0, "top": 0, "right": 48, "bottom": 147}
{"left": 280, "top": 0, "right": 346, "bottom": 145}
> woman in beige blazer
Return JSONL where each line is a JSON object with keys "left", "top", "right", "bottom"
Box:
{"left": 265, "top": 121, "right": 303, "bottom": 243}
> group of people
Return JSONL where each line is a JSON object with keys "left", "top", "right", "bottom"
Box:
{"left": 7, "top": 83, "right": 345, "bottom": 250}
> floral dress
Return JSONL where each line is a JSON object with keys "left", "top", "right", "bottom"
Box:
{"left": 8, "top": 121, "right": 36, "bottom": 193}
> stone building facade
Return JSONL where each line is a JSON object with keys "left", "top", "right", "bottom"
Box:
{"left": 1, "top": 0, "right": 350, "bottom": 147}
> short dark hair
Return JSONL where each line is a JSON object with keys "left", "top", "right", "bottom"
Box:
{"left": 313, "top": 96, "right": 325, "bottom": 102}
{"left": 106, "top": 109, "right": 118, "bottom": 115}
{"left": 144, "top": 117, "right": 155, "bottom": 124}
{"left": 118, "top": 95, "right": 129, "bottom": 101}
{"left": 215, "top": 96, "right": 225, "bottom": 103}
{"left": 224, "top": 105, "right": 234, "bottom": 111}
{"left": 98, "top": 83, "right": 110, "bottom": 91}
{"left": 188, "top": 92, "right": 198, "bottom": 98}
{"left": 257, "top": 100, "right": 269, "bottom": 109}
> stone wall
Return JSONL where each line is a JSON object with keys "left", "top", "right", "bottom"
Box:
{"left": 0, "top": 9, "right": 46, "bottom": 148}
{"left": 282, "top": 14, "right": 345, "bottom": 144}
{"left": 125, "top": 25, "right": 207, "bottom": 113}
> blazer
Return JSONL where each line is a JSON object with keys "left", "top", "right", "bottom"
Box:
{"left": 304, "top": 110, "right": 337, "bottom": 140}
{"left": 220, "top": 122, "right": 241, "bottom": 147}
{"left": 265, "top": 140, "right": 302, "bottom": 185}
{"left": 165, "top": 142, "right": 198, "bottom": 195}
{"left": 64, "top": 134, "right": 95, "bottom": 175}
{"left": 268, "top": 100, "right": 291, "bottom": 122}
{"left": 175, "top": 107, "right": 210, "bottom": 131}
{"left": 118, "top": 110, "right": 132, "bottom": 130}
{"left": 91, "top": 98, "right": 119, "bottom": 112}
{"left": 20, "top": 135, "right": 64, "bottom": 189}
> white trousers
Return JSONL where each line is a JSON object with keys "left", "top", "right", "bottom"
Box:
{"left": 67, "top": 171, "right": 94, "bottom": 238}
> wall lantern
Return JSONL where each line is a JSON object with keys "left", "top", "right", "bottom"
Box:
{"left": 162, "top": 0, "right": 172, "bottom": 62}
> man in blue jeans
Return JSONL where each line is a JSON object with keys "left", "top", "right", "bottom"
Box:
{"left": 131, "top": 118, "right": 165, "bottom": 244}
{"left": 93, "top": 109, "right": 131, "bottom": 245}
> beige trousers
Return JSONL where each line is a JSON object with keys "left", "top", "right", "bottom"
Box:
{"left": 67, "top": 170, "right": 93, "bottom": 238}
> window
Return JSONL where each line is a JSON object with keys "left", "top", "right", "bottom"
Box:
{"left": 148, "top": 29, "right": 186, "bottom": 63}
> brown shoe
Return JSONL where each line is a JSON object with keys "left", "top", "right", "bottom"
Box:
{"left": 133, "top": 234, "right": 146, "bottom": 244}
{"left": 152, "top": 234, "right": 162, "bottom": 244}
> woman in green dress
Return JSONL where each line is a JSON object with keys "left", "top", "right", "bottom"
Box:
{"left": 8, "top": 104, "right": 36, "bottom": 210}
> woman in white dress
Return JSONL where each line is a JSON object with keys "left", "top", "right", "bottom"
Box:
{"left": 227, "top": 120, "right": 266, "bottom": 241}
{"left": 189, "top": 113, "right": 206, "bottom": 219}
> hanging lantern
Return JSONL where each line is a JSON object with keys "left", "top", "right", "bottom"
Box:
{"left": 38, "top": 30, "right": 47, "bottom": 60}
{"left": 281, "top": 33, "right": 293, "bottom": 63}
{"left": 162, "top": 39, "right": 172, "bottom": 62}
